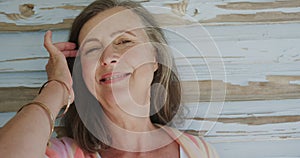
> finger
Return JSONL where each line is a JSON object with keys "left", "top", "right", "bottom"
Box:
{"left": 44, "top": 30, "right": 59, "bottom": 57}
{"left": 61, "top": 50, "right": 78, "bottom": 57}
{"left": 53, "top": 42, "right": 77, "bottom": 51}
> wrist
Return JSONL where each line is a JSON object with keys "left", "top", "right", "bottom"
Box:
{"left": 34, "top": 81, "right": 66, "bottom": 116}
{"left": 18, "top": 101, "right": 55, "bottom": 139}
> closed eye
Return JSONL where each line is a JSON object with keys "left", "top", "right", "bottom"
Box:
{"left": 84, "top": 47, "right": 102, "bottom": 55}
{"left": 116, "top": 39, "right": 132, "bottom": 45}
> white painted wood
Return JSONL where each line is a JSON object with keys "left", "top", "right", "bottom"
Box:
{"left": 0, "top": 1, "right": 299, "bottom": 157}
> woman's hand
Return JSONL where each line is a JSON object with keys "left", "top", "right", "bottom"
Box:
{"left": 43, "top": 30, "right": 77, "bottom": 104}
{"left": 0, "top": 31, "right": 78, "bottom": 157}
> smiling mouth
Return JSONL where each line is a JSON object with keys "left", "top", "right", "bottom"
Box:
{"left": 100, "top": 73, "right": 131, "bottom": 83}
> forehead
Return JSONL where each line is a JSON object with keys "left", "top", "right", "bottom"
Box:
{"left": 78, "top": 7, "right": 146, "bottom": 45}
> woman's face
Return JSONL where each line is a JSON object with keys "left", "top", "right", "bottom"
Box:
{"left": 78, "top": 7, "right": 158, "bottom": 115}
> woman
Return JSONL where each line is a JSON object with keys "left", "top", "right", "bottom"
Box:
{"left": 0, "top": 0, "right": 218, "bottom": 157}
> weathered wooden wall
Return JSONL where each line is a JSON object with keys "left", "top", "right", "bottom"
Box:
{"left": 0, "top": 0, "right": 299, "bottom": 157}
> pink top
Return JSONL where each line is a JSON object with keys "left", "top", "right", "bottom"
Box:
{"left": 45, "top": 127, "right": 219, "bottom": 158}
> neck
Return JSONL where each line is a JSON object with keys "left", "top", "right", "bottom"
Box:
{"left": 105, "top": 108, "right": 156, "bottom": 131}
{"left": 101, "top": 93, "right": 154, "bottom": 130}
{"left": 101, "top": 107, "right": 172, "bottom": 152}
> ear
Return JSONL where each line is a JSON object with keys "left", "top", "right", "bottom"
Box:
{"left": 153, "top": 62, "right": 158, "bottom": 72}
{"left": 151, "top": 47, "right": 158, "bottom": 72}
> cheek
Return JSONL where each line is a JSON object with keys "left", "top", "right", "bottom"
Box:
{"left": 81, "top": 58, "right": 98, "bottom": 95}
{"left": 122, "top": 44, "right": 156, "bottom": 69}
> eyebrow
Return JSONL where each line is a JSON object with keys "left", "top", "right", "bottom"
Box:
{"left": 110, "top": 30, "right": 136, "bottom": 38}
{"left": 79, "top": 38, "right": 102, "bottom": 53}
{"left": 80, "top": 30, "right": 137, "bottom": 48}
{"left": 81, "top": 38, "right": 100, "bottom": 46}
{"left": 80, "top": 38, "right": 101, "bottom": 51}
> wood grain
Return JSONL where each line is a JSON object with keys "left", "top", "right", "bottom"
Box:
{"left": 1, "top": 76, "right": 299, "bottom": 112}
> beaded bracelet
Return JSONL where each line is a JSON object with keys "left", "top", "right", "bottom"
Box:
{"left": 18, "top": 101, "right": 55, "bottom": 139}
{"left": 39, "top": 79, "right": 72, "bottom": 118}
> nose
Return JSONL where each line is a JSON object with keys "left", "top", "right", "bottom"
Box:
{"left": 99, "top": 45, "right": 119, "bottom": 66}
{"left": 100, "top": 55, "right": 118, "bottom": 66}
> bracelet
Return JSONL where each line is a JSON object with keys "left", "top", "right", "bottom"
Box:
{"left": 39, "top": 79, "right": 71, "bottom": 118}
{"left": 18, "top": 101, "right": 55, "bottom": 139}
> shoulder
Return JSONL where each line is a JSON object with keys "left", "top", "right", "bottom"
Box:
{"left": 180, "top": 132, "right": 219, "bottom": 158}
{"left": 162, "top": 126, "right": 219, "bottom": 158}
{"left": 46, "top": 137, "right": 96, "bottom": 158}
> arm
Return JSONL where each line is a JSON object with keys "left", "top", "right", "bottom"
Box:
{"left": 0, "top": 31, "right": 77, "bottom": 158}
